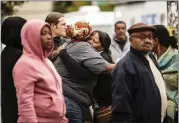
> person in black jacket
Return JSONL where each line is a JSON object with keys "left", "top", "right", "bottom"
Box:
{"left": 111, "top": 23, "right": 167, "bottom": 123}
{"left": 1, "top": 16, "right": 27, "bottom": 123}
{"left": 58, "top": 30, "right": 114, "bottom": 123}
{"left": 88, "top": 30, "right": 113, "bottom": 123}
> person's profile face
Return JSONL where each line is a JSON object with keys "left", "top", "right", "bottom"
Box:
{"left": 41, "top": 25, "right": 52, "bottom": 52}
{"left": 88, "top": 32, "right": 103, "bottom": 52}
{"left": 54, "top": 17, "right": 67, "bottom": 37}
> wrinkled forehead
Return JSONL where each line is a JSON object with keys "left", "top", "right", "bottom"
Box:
{"left": 132, "top": 30, "right": 153, "bottom": 35}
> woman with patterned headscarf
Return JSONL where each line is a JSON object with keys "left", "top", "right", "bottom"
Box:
{"left": 66, "top": 21, "right": 92, "bottom": 41}
{"left": 58, "top": 27, "right": 114, "bottom": 123}
{"left": 153, "top": 25, "right": 178, "bottom": 123}
{"left": 53, "top": 21, "right": 115, "bottom": 123}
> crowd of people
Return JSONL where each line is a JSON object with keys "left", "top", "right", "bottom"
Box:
{"left": 1, "top": 12, "right": 178, "bottom": 123}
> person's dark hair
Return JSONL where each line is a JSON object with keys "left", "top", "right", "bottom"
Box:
{"left": 114, "top": 21, "right": 126, "bottom": 29}
{"left": 169, "top": 36, "right": 178, "bottom": 49}
{"left": 45, "top": 12, "right": 64, "bottom": 25}
{"left": 154, "top": 25, "right": 178, "bottom": 49}
{"left": 91, "top": 30, "right": 113, "bottom": 63}
{"left": 91, "top": 30, "right": 111, "bottom": 52}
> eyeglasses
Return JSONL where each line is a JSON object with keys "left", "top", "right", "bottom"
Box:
{"left": 130, "top": 34, "right": 154, "bottom": 40}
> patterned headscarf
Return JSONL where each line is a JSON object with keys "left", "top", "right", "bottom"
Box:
{"left": 66, "top": 21, "right": 92, "bottom": 42}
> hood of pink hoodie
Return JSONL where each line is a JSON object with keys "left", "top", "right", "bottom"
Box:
{"left": 21, "top": 20, "right": 53, "bottom": 59}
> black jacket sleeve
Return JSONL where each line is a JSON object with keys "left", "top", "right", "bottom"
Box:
{"left": 111, "top": 67, "right": 135, "bottom": 123}
{"left": 58, "top": 49, "right": 93, "bottom": 79}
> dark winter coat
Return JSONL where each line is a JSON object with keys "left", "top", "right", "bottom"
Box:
{"left": 112, "top": 46, "right": 162, "bottom": 123}
{"left": 1, "top": 16, "right": 26, "bottom": 123}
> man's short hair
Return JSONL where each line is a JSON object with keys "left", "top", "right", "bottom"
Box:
{"left": 45, "top": 12, "right": 64, "bottom": 25}
{"left": 114, "top": 21, "right": 126, "bottom": 29}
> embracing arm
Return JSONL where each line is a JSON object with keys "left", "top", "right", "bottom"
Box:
{"left": 48, "top": 50, "right": 58, "bottom": 62}
{"left": 48, "top": 45, "right": 63, "bottom": 62}
{"left": 58, "top": 48, "right": 93, "bottom": 79}
{"left": 102, "top": 63, "right": 116, "bottom": 74}
{"left": 13, "top": 63, "right": 37, "bottom": 122}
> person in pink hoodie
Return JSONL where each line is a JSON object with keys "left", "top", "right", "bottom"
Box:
{"left": 12, "top": 20, "right": 68, "bottom": 123}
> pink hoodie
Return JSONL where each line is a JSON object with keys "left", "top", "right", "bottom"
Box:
{"left": 13, "top": 20, "right": 68, "bottom": 123}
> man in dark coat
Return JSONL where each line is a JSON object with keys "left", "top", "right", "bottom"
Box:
{"left": 1, "top": 16, "right": 26, "bottom": 123}
{"left": 111, "top": 23, "right": 167, "bottom": 123}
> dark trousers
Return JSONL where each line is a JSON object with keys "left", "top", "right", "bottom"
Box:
{"left": 65, "top": 97, "right": 85, "bottom": 123}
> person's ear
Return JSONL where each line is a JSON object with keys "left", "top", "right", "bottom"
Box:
{"left": 50, "top": 24, "right": 54, "bottom": 30}
{"left": 114, "top": 28, "right": 117, "bottom": 33}
{"left": 54, "top": 24, "right": 58, "bottom": 29}
{"left": 129, "top": 37, "right": 132, "bottom": 42}
{"left": 153, "top": 37, "right": 159, "bottom": 46}
{"left": 51, "top": 23, "right": 57, "bottom": 29}
{"left": 152, "top": 37, "right": 159, "bottom": 52}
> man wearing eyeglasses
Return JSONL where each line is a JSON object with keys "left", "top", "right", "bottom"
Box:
{"left": 111, "top": 23, "right": 167, "bottom": 123}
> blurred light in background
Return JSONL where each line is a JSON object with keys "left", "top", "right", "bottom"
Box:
{"left": 115, "top": 11, "right": 122, "bottom": 18}
{"left": 79, "top": 5, "right": 100, "bottom": 12}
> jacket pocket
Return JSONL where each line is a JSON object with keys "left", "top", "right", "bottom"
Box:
{"left": 44, "top": 96, "right": 65, "bottom": 118}
{"left": 35, "top": 96, "right": 65, "bottom": 118}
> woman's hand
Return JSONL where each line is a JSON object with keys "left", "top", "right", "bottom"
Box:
{"left": 56, "top": 45, "right": 64, "bottom": 54}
